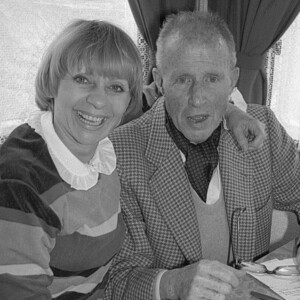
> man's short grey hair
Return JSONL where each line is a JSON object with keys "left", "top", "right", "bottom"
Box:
{"left": 156, "top": 11, "right": 237, "bottom": 71}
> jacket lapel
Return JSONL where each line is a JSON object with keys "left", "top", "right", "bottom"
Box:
{"left": 145, "top": 99, "right": 257, "bottom": 262}
{"left": 219, "top": 129, "right": 257, "bottom": 261}
{"left": 146, "top": 99, "right": 202, "bottom": 262}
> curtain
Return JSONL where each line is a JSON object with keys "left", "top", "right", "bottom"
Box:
{"left": 128, "top": 0, "right": 196, "bottom": 83}
{"left": 209, "top": 0, "right": 300, "bottom": 105}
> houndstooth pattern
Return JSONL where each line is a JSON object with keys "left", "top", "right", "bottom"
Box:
{"left": 165, "top": 111, "right": 220, "bottom": 201}
{"left": 105, "top": 98, "right": 300, "bottom": 300}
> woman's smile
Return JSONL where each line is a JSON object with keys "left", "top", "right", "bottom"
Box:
{"left": 53, "top": 73, "right": 131, "bottom": 161}
{"left": 76, "top": 110, "right": 107, "bottom": 128}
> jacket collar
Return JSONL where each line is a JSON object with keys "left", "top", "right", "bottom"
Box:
{"left": 145, "top": 98, "right": 176, "bottom": 167}
{"left": 146, "top": 98, "right": 202, "bottom": 262}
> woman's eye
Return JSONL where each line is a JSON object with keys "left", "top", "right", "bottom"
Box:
{"left": 74, "top": 75, "right": 90, "bottom": 84}
{"left": 110, "top": 85, "right": 124, "bottom": 93}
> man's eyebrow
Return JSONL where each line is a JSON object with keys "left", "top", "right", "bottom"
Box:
{"left": 177, "top": 73, "right": 192, "bottom": 77}
{"left": 206, "top": 71, "right": 222, "bottom": 75}
{"left": 170, "top": 72, "right": 192, "bottom": 79}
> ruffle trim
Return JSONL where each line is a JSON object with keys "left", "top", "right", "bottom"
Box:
{"left": 27, "top": 111, "right": 116, "bottom": 190}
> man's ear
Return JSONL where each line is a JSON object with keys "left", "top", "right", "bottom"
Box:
{"left": 152, "top": 67, "right": 164, "bottom": 95}
{"left": 230, "top": 67, "right": 240, "bottom": 91}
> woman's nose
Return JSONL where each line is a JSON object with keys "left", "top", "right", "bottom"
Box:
{"left": 86, "top": 86, "right": 107, "bottom": 108}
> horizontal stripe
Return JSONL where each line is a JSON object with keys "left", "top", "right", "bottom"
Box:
{"left": 77, "top": 204, "right": 120, "bottom": 237}
{"left": 49, "top": 213, "right": 125, "bottom": 272}
{"left": 0, "top": 207, "right": 59, "bottom": 238}
{"left": 50, "top": 191, "right": 119, "bottom": 236}
{"left": 49, "top": 172, "right": 120, "bottom": 235}
{"left": 41, "top": 181, "right": 73, "bottom": 205}
{"left": 0, "top": 264, "right": 52, "bottom": 276}
{"left": 50, "top": 261, "right": 111, "bottom": 297}
{"left": 0, "top": 179, "right": 61, "bottom": 230}
{"left": 0, "top": 219, "right": 55, "bottom": 267}
{"left": 0, "top": 272, "right": 52, "bottom": 299}
{"left": 51, "top": 265, "right": 100, "bottom": 278}
{"left": 52, "top": 283, "right": 97, "bottom": 298}
{"left": 53, "top": 289, "right": 103, "bottom": 300}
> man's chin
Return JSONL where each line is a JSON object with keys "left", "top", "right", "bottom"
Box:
{"left": 185, "top": 134, "right": 210, "bottom": 144}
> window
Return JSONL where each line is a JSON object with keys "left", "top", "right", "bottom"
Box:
{"left": 266, "top": 14, "right": 300, "bottom": 142}
{"left": 0, "top": 1, "right": 299, "bottom": 143}
{"left": 0, "top": 0, "right": 137, "bottom": 137}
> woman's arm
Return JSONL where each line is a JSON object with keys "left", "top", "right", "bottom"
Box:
{"left": 224, "top": 103, "right": 266, "bottom": 151}
{"left": 0, "top": 179, "right": 56, "bottom": 299}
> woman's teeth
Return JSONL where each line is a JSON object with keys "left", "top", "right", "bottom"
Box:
{"left": 77, "top": 111, "right": 105, "bottom": 126}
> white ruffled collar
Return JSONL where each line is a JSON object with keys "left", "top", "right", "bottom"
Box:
{"left": 27, "top": 111, "right": 116, "bottom": 190}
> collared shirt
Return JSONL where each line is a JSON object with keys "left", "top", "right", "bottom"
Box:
{"left": 27, "top": 110, "right": 117, "bottom": 190}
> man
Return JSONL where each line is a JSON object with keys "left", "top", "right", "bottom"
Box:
{"left": 106, "top": 11, "right": 300, "bottom": 300}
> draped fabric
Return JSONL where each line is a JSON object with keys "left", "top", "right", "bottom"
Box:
{"left": 128, "top": 0, "right": 196, "bottom": 83}
{"left": 208, "top": 0, "right": 300, "bottom": 105}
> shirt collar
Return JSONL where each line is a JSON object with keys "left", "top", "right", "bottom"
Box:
{"left": 27, "top": 110, "right": 116, "bottom": 190}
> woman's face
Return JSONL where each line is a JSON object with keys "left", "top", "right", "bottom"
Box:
{"left": 53, "top": 65, "right": 131, "bottom": 161}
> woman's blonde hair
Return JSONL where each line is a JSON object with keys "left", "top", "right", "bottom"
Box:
{"left": 35, "top": 19, "right": 143, "bottom": 119}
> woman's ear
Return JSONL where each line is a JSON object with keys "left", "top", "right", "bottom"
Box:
{"left": 49, "top": 98, "right": 55, "bottom": 112}
{"left": 152, "top": 68, "right": 164, "bottom": 95}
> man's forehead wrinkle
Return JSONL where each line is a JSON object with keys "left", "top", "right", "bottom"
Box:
{"left": 165, "top": 30, "right": 224, "bottom": 50}
{"left": 164, "top": 32, "right": 181, "bottom": 52}
{"left": 215, "top": 37, "right": 228, "bottom": 52}
{"left": 161, "top": 32, "right": 231, "bottom": 74}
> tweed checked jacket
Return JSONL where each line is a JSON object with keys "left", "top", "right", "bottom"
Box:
{"left": 106, "top": 98, "right": 300, "bottom": 300}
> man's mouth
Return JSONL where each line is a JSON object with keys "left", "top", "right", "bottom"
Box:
{"left": 188, "top": 115, "right": 209, "bottom": 123}
{"left": 77, "top": 111, "right": 106, "bottom": 126}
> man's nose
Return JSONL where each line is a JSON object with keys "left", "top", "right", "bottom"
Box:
{"left": 188, "top": 82, "right": 207, "bottom": 106}
{"left": 86, "top": 86, "right": 107, "bottom": 108}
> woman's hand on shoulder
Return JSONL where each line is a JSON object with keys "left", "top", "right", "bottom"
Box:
{"left": 225, "top": 103, "right": 266, "bottom": 152}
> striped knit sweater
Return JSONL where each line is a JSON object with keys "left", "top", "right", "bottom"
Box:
{"left": 0, "top": 124, "right": 125, "bottom": 299}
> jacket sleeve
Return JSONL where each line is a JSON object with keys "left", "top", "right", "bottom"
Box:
{"left": 105, "top": 167, "right": 162, "bottom": 300}
{"left": 253, "top": 105, "right": 300, "bottom": 219}
{"left": 0, "top": 179, "right": 58, "bottom": 299}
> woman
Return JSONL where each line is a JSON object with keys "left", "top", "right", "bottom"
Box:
{"left": 0, "top": 19, "right": 143, "bottom": 299}
{"left": 0, "top": 19, "right": 264, "bottom": 299}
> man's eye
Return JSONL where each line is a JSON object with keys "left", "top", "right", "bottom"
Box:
{"left": 110, "top": 85, "right": 124, "bottom": 93}
{"left": 206, "top": 75, "right": 219, "bottom": 83}
{"left": 175, "top": 77, "right": 193, "bottom": 85}
{"left": 74, "top": 75, "right": 90, "bottom": 84}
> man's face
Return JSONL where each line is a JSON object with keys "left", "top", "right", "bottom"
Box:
{"left": 156, "top": 42, "right": 239, "bottom": 144}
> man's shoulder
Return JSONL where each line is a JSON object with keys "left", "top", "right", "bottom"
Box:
{"left": 246, "top": 104, "right": 274, "bottom": 119}
{"left": 247, "top": 104, "right": 282, "bottom": 130}
{"left": 110, "top": 109, "right": 154, "bottom": 147}
{"left": 110, "top": 98, "right": 168, "bottom": 162}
